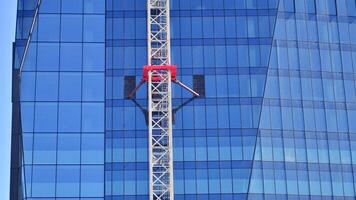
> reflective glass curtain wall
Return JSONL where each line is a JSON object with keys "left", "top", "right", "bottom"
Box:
{"left": 11, "top": 0, "right": 356, "bottom": 200}
{"left": 254, "top": 0, "right": 356, "bottom": 199}
{"left": 13, "top": 0, "right": 106, "bottom": 199}
{"left": 105, "top": 0, "right": 279, "bottom": 199}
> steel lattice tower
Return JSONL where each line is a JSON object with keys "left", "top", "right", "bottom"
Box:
{"left": 129, "top": 1, "right": 198, "bottom": 199}
{"left": 147, "top": 0, "right": 173, "bottom": 199}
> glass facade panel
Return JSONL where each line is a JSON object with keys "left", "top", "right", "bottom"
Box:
{"left": 11, "top": 0, "right": 356, "bottom": 199}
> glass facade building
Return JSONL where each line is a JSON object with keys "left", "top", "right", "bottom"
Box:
{"left": 10, "top": 0, "right": 356, "bottom": 199}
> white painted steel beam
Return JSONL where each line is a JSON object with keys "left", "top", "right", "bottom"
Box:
{"left": 147, "top": 0, "right": 174, "bottom": 199}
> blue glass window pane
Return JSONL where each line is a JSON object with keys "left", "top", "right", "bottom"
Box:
{"left": 295, "top": 0, "right": 305, "bottom": 12}
{"left": 218, "top": 105, "right": 229, "bottom": 128}
{"left": 58, "top": 103, "right": 81, "bottom": 132}
{"left": 84, "top": 15, "right": 105, "bottom": 42}
{"left": 84, "top": 0, "right": 105, "bottom": 13}
{"left": 136, "top": 170, "right": 148, "bottom": 195}
{"left": 236, "top": 17, "right": 248, "bottom": 37}
{"left": 192, "top": 17, "right": 202, "bottom": 38}
{"left": 250, "top": 75, "right": 264, "bottom": 97}
{"left": 244, "top": 0, "right": 255, "bottom": 9}
{"left": 196, "top": 169, "right": 209, "bottom": 193}
{"left": 34, "top": 103, "right": 58, "bottom": 132}
{"left": 183, "top": 137, "right": 195, "bottom": 161}
{"left": 38, "top": 14, "right": 60, "bottom": 41}
{"left": 124, "top": 170, "right": 136, "bottom": 195}
{"left": 219, "top": 137, "right": 231, "bottom": 161}
{"left": 32, "top": 166, "right": 56, "bottom": 197}
{"left": 203, "top": 17, "right": 214, "bottom": 38}
{"left": 60, "top": 43, "right": 82, "bottom": 71}
{"left": 59, "top": 72, "right": 82, "bottom": 101}
{"left": 135, "top": 18, "right": 146, "bottom": 39}
{"left": 275, "top": 170, "right": 287, "bottom": 194}
{"left": 207, "top": 137, "right": 219, "bottom": 160}
{"left": 62, "top": 0, "right": 83, "bottom": 13}
{"left": 33, "top": 134, "right": 57, "bottom": 164}
{"left": 185, "top": 169, "right": 197, "bottom": 194}
{"left": 206, "top": 106, "right": 218, "bottom": 129}
{"left": 320, "top": 171, "right": 332, "bottom": 195}
{"left": 205, "top": 76, "right": 216, "bottom": 97}
{"left": 23, "top": 43, "right": 37, "bottom": 71}
{"left": 81, "top": 165, "right": 104, "bottom": 197}
{"left": 81, "top": 134, "right": 104, "bottom": 164}
{"left": 123, "top": 138, "right": 135, "bottom": 162}
{"left": 21, "top": 72, "right": 36, "bottom": 101}
{"left": 82, "top": 103, "right": 104, "bottom": 132}
{"left": 192, "top": 46, "right": 203, "bottom": 67}
{"left": 348, "top": 110, "right": 356, "bottom": 133}
{"left": 136, "top": 138, "right": 148, "bottom": 162}
{"left": 61, "top": 15, "right": 83, "bottom": 42}
{"left": 195, "top": 137, "right": 207, "bottom": 161}
{"left": 82, "top": 73, "right": 105, "bottom": 101}
{"left": 37, "top": 43, "right": 59, "bottom": 71}
{"left": 124, "top": 18, "right": 135, "bottom": 39}
{"left": 21, "top": 103, "right": 34, "bottom": 132}
{"left": 36, "top": 72, "right": 58, "bottom": 101}
{"left": 40, "top": 0, "right": 60, "bottom": 13}
{"left": 233, "top": 169, "right": 249, "bottom": 193}
{"left": 247, "top": 16, "right": 258, "bottom": 37}
{"left": 238, "top": 45, "right": 249, "bottom": 67}
{"left": 22, "top": 134, "right": 33, "bottom": 164}
{"left": 306, "top": 0, "right": 316, "bottom": 13}
{"left": 58, "top": 134, "right": 81, "bottom": 164}
{"left": 347, "top": 0, "right": 356, "bottom": 16}
{"left": 209, "top": 169, "right": 221, "bottom": 193}
{"left": 56, "top": 165, "right": 80, "bottom": 197}
{"left": 174, "top": 170, "right": 184, "bottom": 194}
{"left": 83, "top": 44, "right": 105, "bottom": 71}
{"left": 214, "top": 17, "right": 225, "bottom": 38}
{"left": 239, "top": 75, "right": 251, "bottom": 97}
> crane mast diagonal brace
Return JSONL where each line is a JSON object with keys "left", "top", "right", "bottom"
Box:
{"left": 130, "top": 0, "right": 199, "bottom": 199}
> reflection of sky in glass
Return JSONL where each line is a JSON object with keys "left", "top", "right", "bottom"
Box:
{"left": 9, "top": 0, "right": 356, "bottom": 199}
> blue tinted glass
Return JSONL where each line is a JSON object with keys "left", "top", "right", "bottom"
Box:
{"left": 58, "top": 134, "right": 81, "bottom": 164}
{"left": 61, "top": 15, "right": 83, "bottom": 42}
{"left": 37, "top": 43, "right": 59, "bottom": 71}
{"left": 62, "top": 0, "right": 83, "bottom": 13}
{"left": 21, "top": 103, "right": 34, "bottom": 132}
{"left": 60, "top": 43, "right": 82, "bottom": 71}
{"left": 56, "top": 165, "right": 80, "bottom": 197}
{"left": 81, "top": 134, "right": 104, "bottom": 164}
{"left": 82, "top": 103, "right": 104, "bottom": 132}
{"left": 83, "top": 43, "right": 105, "bottom": 71}
{"left": 58, "top": 103, "right": 81, "bottom": 132}
{"left": 35, "top": 72, "right": 58, "bottom": 101}
{"left": 59, "top": 72, "right": 82, "bottom": 101}
{"left": 82, "top": 73, "right": 105, "bottom": 101}
{"left": 38, "top": 14, "right": 60, "bottom": 41}
{"left": 34, "top": 103, "right": 58, "bottom": 132}
{"left": 15, "top": 0, "right": 356, "bottom": 199}
{"left": 81, "top": 165, "right": 104, "bottom": 197}
{"left": 33, "top": 134, "right": 57, "bottom": 164}
{"left": 84, "top": 0, "right": 105, "bottom": 13}
{"left": 32, "top": 166, "right": 56, "bottom": 197}
{"left": 22, "top": 43, "right": 37, "bottom": 71}
{"left": 84, "top": 15, "right": 105, "bottom": 42}
{"left": 21, "top": 72, "right": 36, "bottom": 101}
{"left": 40, "top": 0, "right": 60, "bottom": 13}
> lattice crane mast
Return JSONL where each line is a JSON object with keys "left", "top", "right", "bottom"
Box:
{"left": 129, "top": 0, "right": 199, "bottom": 199}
